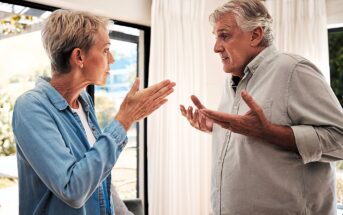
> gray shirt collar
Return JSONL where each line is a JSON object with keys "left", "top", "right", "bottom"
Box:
{"left": 244, "top": 45, "right": 278, "bottom": 75}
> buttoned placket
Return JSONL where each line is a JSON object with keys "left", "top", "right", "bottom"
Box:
{"left": 72, "top": 101, "right": 111, "bottom": 215}
{"left": 216, "top": 71, "right": 253, "bottom": 214}
{"left": 83, "top": 106, "right": 113, "bottom": 215}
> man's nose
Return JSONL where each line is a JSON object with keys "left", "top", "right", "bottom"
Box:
{"left": 213, "top": 40, "right": 223, "bottom": 53}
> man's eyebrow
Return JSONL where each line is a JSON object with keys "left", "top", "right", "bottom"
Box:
{"left": 212, "top": 27, "right": 231, "bottom": 34}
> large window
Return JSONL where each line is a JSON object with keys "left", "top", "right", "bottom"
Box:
{"left": 329, "top": 27, "right": 343, "bottom": 212}
{"left": 0, "top": 1, "right": 148, "bottom": 213}
{"left": 94, "top": 26, "right": 142, "bottom": 200}
{"left": 329, "top": 28, "right": 343, "bottom": 108}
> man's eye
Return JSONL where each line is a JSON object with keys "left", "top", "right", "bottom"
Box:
{"left": 219, "top": 34, "right": 230, "bottom": 40}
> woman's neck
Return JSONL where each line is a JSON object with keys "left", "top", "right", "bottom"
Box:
{"left": 50, "top": 71, "right": 89, "bottom": 109}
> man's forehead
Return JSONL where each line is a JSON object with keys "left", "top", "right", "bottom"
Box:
{"left": 212, "top": 23, "right": 236, "bottom": 35}
{"left": 212, "top": 13, "right": 237, "bottom": 34}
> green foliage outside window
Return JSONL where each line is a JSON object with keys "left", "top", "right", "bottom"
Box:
{"left": 329, "top": 31, "right": 343, "bottom": 107}
{"left": 329, "top": 30, "right": 343, "bottom": 206}
{"left": 0, "top": 91, "right": 15, "bottom": 156}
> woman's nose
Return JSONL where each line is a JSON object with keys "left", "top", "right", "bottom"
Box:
{"left": 109, "top": 52, "right": 115, "bottom": 64}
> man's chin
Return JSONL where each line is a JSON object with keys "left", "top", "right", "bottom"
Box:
{"left": 222, "top": 66, "right": 231, "bottom": 74}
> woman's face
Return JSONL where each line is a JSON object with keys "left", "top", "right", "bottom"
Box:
{"left": 81, "top": 27, "right": 114, "bottom": 86}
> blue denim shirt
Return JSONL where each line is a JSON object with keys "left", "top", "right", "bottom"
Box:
{"left": 12, "top": 77, "right": 128, "bottom": 215}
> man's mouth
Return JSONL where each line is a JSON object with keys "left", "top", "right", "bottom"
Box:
{"left": 221, "top": 56, "right": 229, "bottom": 62}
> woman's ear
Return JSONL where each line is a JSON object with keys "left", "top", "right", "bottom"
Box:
{"left": 70, "top": 48, "right": 84, "bottom": 69}
{"left": 250, "top": 26, "right": 264, "bottom": 47}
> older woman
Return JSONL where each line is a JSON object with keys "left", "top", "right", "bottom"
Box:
{"left": 12, "top": 9, "right": 175, "bottom": 215}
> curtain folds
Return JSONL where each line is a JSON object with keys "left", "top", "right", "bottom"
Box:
{"left": 265, "top": 0, "right": 330, "bottom": 82}
{"left": 148, "top": 0, "right": 211, "bottom": 214}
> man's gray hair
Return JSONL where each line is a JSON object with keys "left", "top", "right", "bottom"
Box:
{"left": 41, "top": 9, "right": 111, "bottom": 74}
{"left": 209, "top": 0, "right": 273, "bottom": 47}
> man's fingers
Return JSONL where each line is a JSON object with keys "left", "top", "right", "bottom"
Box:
{"left": 180, "top": 105, "right": 187, "bottom": 116}
{"left": 187, "top": 106, "right": 194, "bottom": 121}
{"left": 200, "top": 109, "right": 234, "bottom": 123}
{"left": 241, "top": 90, "right": 261, "bottom": 113}
{"left": 191, "top": 95, "right": 205, "bottom": 109}
{"left": 193, "top": 109, "right": 200, "bottom": 128}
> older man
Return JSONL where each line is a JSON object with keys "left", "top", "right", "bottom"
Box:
{"left": 180, "top": 0, "right": 343, "bottom": 214}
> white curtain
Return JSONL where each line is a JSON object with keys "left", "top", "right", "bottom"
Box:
{"left": 265, "top": 0, "right": 330, "bottom": 82}
{"left": 148, "top": 0, "right": 212, "bottom": 215}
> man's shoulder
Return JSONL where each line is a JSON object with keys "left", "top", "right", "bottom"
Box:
{"left": 267, "top": 51, "right": 317, "bottom": 73}
{"left": 273, "top": 52, "right": 309, "bottom": 65}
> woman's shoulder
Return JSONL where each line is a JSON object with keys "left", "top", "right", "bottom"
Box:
{"left": 14, "top": 88, "right": 48, "bottom": 111}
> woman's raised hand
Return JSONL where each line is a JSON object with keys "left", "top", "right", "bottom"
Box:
{"left": 115, "top": 78, "right": 176, "bottom": 131}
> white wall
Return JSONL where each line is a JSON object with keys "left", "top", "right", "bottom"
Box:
{"left": 26, "top": 0, "right": 152, "bottom": 26}
{"left": 327, "top": 0, "right": 343, "bottom": 27}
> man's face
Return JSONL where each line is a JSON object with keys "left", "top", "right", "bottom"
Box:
{"left": 213, "top": 12, "right": 255, "bottom": 77}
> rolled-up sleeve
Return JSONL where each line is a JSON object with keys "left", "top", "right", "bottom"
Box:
{"left": 288, "top": 61, "right": 343, "bottom": 164}
{"left": 292, "top": 125, "right": 322, "bottom": 163}
{"left": 102, "top": 120, "right": 128, "bottom": 155}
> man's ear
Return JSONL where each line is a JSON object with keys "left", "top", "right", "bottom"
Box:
{"left": 70, "top": 48, "right": 84, "bottom": 68}
{"left": 250, "top": 26, "right": 264, "bottom": 47}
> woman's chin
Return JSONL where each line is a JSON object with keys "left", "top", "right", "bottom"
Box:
{"left": 97, "top": 82, "right": 106, "bottom": 86}
{"left": 94, "top": 77, "right": 108, "bottom": 86}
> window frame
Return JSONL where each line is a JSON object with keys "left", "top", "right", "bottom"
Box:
{"left": 328, "top": 26, "right": 343, "bottom": 108}
{"left": 328, "top": 27, "right": 343, "bottom": 213}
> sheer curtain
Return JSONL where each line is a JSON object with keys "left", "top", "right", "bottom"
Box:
{"left": 148, "top": 0, "right": 211, "bottom": 215}
{"left": 265, "top": 0, "right": 330, "bottom": 82}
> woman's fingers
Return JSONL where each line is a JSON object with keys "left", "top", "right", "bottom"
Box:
{"left": 127, "top": 78, "right": 140, "bottom": 96}
{"left": 149, "top": 82, "right": 176, "bottom": 101}
{"left": 145, "top": 80, "right": 174, "bottom": 96}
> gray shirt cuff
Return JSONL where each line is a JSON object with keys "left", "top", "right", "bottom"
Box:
{"left": 292, "top": 125, "right": 322, "bottom": 164}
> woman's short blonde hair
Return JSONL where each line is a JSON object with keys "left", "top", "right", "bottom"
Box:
{"left": 41, "top": 9, "right": 111, "bottom": 74}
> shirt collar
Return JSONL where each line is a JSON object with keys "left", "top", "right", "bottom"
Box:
{"left": 244, "top": 45, "right": 278, "bottom": 75}
{"left": 35, "top": 76, "right": 90, "bottom": 112}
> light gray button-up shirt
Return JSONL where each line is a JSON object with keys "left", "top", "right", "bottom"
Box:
{"left": 211, "top": 46, "right": 343, "bottom": 215}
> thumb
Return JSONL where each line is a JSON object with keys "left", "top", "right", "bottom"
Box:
{"left": 191, "top": 95, "right": 205, "bottom": 109}
{"left": 128, "top": 78, "right": 140, "bottom": 96}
